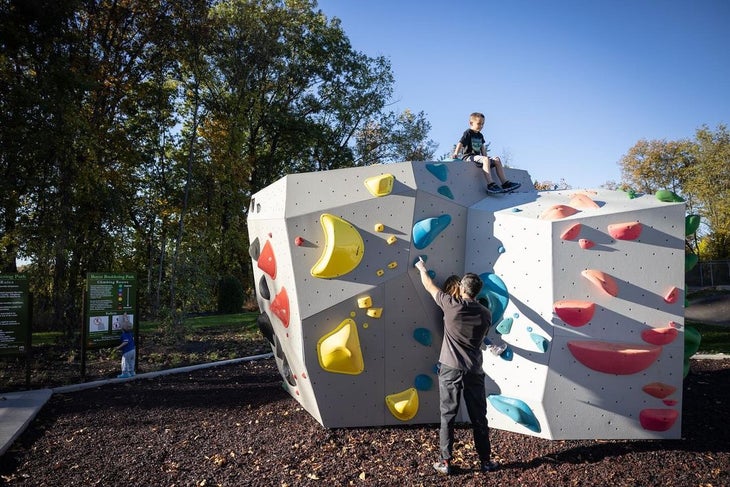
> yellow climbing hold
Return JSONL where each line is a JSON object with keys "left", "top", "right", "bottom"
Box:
{"left": 387, "top": 261, "right": 398, "bottom": 269}
{"left": 357, "top": 296, "right": 372, "bottom": 308}
{"left": 386, "top": 235, "right": 397, "bottom": 245}
{"left": 385, "top": 387, "right": 419, "bottom": 421}
{"left": 367, "top": 307, "right": 383, "bottom": 318}
{"left": 374, "top": 223, "right": 385, "bottom": 232}
{"left": 317, "top": 318, "right": 364, "bottom": 375}
{"left": 310, "top": 213, "right": 364, "bottom": 279}
{"left": 364, "top": 174, "right": 394, "bottom": 197}
{"left": 376, "top": 269, "right": 384, "bottom": 276}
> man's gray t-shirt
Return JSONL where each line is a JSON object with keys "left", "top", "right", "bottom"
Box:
{"left": 435, "top": 290, "right": 492, "bottom": 372}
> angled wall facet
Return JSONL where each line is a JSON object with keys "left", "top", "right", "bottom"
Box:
{"left": 248, "top": 162, "right": 685, "bottom": 439}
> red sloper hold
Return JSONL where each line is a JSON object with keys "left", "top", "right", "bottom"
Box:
{"left": 554, "top": 300, "right": 596, "bottom": 326}
{"left": 639, "top": 409, "right": 679, "bottom": 432}
{"left": 270, "top": 287, "right": 290, "bottom": 328}
{"left": 540, "top": 204, "right": 579, "bottom": 220}
{"left": 642, "top": 382, "right": 677, "bottom": 399}
{"left": 567, "top": 340, "right": 661, "bottom": 375}
{"left": 641, "top": 326, "right": 679, "bottom": 346}
{"left": 257, "top": 240, "right": 277, "bottom": 279}
{"left": 608, "top": 221, "right": 643, "bottom": 240}
{"left": 581, "top": 269, "right": 619, "bottom": 297}
{"left": 560, "top": 223, "right": 582, "bottom": 240}
{"left": 569, "top": 193, "right": 600, "bottom": 209}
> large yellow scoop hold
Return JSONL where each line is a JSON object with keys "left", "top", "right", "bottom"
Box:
{"left": 385, "top": 387, "right": 419, "bottom": 421}
{"left": 310, "top": 213, "right": 365, "bottom": 279}
{"left": 317, "top": 318, "right": 364, "bottom": 375}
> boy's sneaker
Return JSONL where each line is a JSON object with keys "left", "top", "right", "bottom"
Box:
{"left": 480, "top": 460, "right": 499, "bottom": 473}
{"left": 501, "top": 181, "right": 521, "bottom": 192}
{"left": 433, "top": 460, "right": 451, "bottom": 475}
{"left": 486, "top": 183, "right": 503, "bottom": 194}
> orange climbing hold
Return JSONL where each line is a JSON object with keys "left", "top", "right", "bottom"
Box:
{"left": 581, "top": 269, "right": 619, "bottom": 297}
{"left": 608, "top": 221, "right": 643, "bottom": 240}
{"left": 642, "top": 382, "right": 677, "bottom": 399}
{"left": 639, "top": 408, "right": 679, "bottom": 432}
{"left": 270, "top": 287, "right": 290, "bottom": 328}
{"left": 641, "top": 326, "right": 678, "bottom": 346}
{"left": 569, "top": 193, "right": 600, "bottom": 209}
{"left": 257, "top": 240, "right": 277, "bottom": 279}
{"left": 664, "top": 286, "right": 680, "bottom": 304}
{"left": 553, "top": 300, "right": 596, "bottom": 327}
{"left": 567, "top": 340, "right": 661, "bottom": 375}
{"left": 560, "top": 223, "right": 582, "bottom": 240}
{"left": 539, "top": 204, "right": 579, "bottom": 220}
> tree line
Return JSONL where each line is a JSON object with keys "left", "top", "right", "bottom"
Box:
{"left": 2, "top": 1, "right": 726, "bottom": 336}
{"left": 0, "top": 0, "right": 436, "bottom": 334}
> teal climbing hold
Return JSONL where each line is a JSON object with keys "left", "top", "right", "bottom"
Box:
{"left": 488, "top": 395, "right": 541, "bottom": 432}
{"left": 500, "top": 346, "right": 514, "bottom": 361}
{"left": 412, "top": 215, "right": 452, "bottom": 249}
{"left": 530, "top": 333, "right": 549, "bottom": 353}
{"left": 413, "top": 327, "right": 433, "bottom": 347}
{"left": 426, "top": 163, "right": 449, "bottom": 182}
{"left": 414, "top": 374, "right": 433, "bottom": 391}
{"left": 437, "top": 185, "right": 454, "bottom": 199}
{"left": 478, "top": 273, "right": 510, "bottom": 323}
{"left": 496, "top": 317, "right": 513, "bottom": 335}
{"left": 685, "top": 215, "right": 701, "bottom": 235}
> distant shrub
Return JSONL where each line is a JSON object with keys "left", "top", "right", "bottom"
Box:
{"left": 217, "top": 275, "right": 244, "bottom": 314}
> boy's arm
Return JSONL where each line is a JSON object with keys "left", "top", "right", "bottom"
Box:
{"left": 415, "top": 258, "right": 440, "bottom": 300}
{"left": 452, "top": 142, "right": 463, "bottom": 159}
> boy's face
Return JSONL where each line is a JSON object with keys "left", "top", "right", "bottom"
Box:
{"left": 469, "top": 116, "right": 485, "bottom": 131}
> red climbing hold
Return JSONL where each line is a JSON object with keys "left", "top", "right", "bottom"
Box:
{"left": 641, "top": 326, "right": 678, "bottom": 346}
{"left": 639, "top": 409, "right": 679, "bottom": 432}
{"left": 560, "top": 223, "right": 582, "bottom": 240}
{"left": 578, "top": 238, "right": 595, "bottom": 249}
{"left": 554, "top": 300, "right": 596, "bottom": 326}
{"left": 664, "top": 286, "right": 680, "bottom": 304}
{"left": 258, "top": 240, "right": 277, "bottom": 279}
{"left": 271, "top": 287, "right": 290, "bottom": 327}
{"left": 608, "top": 221, "right": 643, "bottom": 240}
{"left": 294, "top": 236, "right": 305, "bottom": 246}
{"left": 540, "top": 204, "right": 579, "bottom": 220}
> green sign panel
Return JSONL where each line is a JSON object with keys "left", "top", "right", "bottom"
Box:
{"left": 0, "top": 274, "right": 30, "bottom": 356}
{"left": 85, "top": 273, "right": 136, "bottom": 349}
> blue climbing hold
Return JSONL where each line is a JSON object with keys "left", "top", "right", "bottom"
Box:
{"left": 426, "top": 163, "right": 449, "bottom": 182}
{"left": 414, "top": 374, "right": 433, "bottom": 391}
{"left": 530, "top": 333, "right": 549, "bottom": 353}
{"left": 496, "top": 317, "right": 513, "bottom": 335}
{"left": 478, "top": 273, "right": 510, "bottom": 323}
{"left": 413, "top": 327, "right": 433, "bottom": 347}
{"left": 500, "top": 346, "right": 514, "bottom": 361}
{"left": 488, "top": 395, "right": 541, "bottom": 432}
{"left": 437, "top": 185, "right": 454, "bottom": 199}
{"left": 413, "top": 215, "right": 452, "bottom": 249}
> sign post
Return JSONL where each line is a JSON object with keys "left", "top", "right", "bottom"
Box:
{"left": 0, "top": 274, "right": 32, "bottom": 387}
{"left": 82, "top": 273, "right": 137, "bottom": 378}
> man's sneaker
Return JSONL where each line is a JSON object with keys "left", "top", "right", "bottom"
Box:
{"left": 488, "top": 343, "right": 507, "bottom": 356}
{"left": 117, "top": 373, "right": 131, "bottom": 379}
{"left": 486, "top": 183, "right": 503, "bottom": 194}
{"left": 480, "top": 460, "right": 499, "bottom": 473}
{"left": 501, "top": 181, "right": 521, "bottom": 192}
{"left": 433, "top": 460, "right": 451, "bottom": 475}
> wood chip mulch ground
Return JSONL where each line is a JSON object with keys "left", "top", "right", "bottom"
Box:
{"left": 1, "top": 358, "right": 728, "bottom": 486}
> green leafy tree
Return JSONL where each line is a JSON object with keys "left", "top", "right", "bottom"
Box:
{"left": 619, "top": 139, "right": 694, "bottom": 194}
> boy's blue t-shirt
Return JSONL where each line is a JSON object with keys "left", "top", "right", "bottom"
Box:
{"left": 120, "top": 331, "right": 135, "bottom": 353}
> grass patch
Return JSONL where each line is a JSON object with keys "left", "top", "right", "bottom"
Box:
{"left": 691, "top": 323, "right": 730, "bottom": 354}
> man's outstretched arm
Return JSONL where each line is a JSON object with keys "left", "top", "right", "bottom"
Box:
{"left": 415, "top": 257, "right": 440, "bottom": 300}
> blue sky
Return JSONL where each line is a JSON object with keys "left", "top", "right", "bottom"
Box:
{"left": 316, "top": 0, "right": 730, "bottom": 189}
